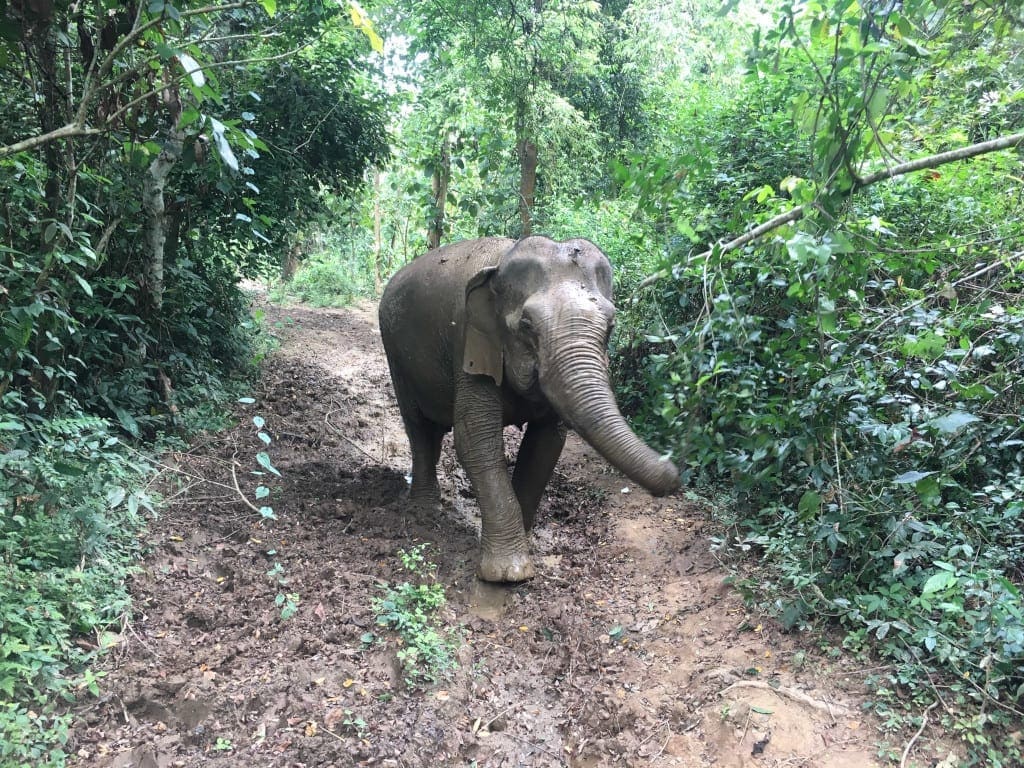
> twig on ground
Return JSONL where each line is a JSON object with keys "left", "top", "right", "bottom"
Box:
{"left": 900, "top": 701, "right": 937, "bottom": 768}
{"left": 230, "top": 461, "right": 263, "bottom": 515}
{"left": 719, "top": 680, "right": 852, "bottom": 720}
{"left": 325, "top": 403, "right": 381, "bottom": 462}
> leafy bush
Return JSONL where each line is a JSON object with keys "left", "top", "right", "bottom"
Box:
{"left": 616, "top": 168, "right": 1023, "bottom": 762}
{"left": 273, "top": 251, "right": 374, "bottom": 307}
{"left": 373, "top": 545, "right": 459, "bottom": 686}
{"left": 0, "top": 414, "right": 153, "bottom": 766}
{"left": 609, "top": 5, "right": 1024, "bottom": 757}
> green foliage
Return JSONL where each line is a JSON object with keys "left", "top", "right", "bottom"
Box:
{"left": 609, "top": 2, "right": 1023, "bottom": 761}
{"left": 273, "top": 251, "right": 376, "bottom": 308}
{"left": 373, "top": 544, "right": 458, "bottom": 687}
{"left": 0, "top": 415, "right": 153, "bottom": 766}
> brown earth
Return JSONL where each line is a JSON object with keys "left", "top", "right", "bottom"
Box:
{"left": 67, "top": 298, "right": 911, "bottom": 768}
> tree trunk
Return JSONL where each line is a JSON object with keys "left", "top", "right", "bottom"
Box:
{"left": 372, "top": 167, "right": 383, "bottom": 290}
{"left": 142, "top": 129, "right": 184, "bottom": 312}
{"left": 427, "top": 136, "right": 450, "bottom": 250}
{"left": 281, "top": 243, "right": 300, "bottom": 281}
{"left": 515, "top": 98, "right": 536, "bottom": 237}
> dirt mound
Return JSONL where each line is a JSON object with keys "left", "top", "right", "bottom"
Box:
{"left": 68, "top": 299, "right": 883, "bottom": 767}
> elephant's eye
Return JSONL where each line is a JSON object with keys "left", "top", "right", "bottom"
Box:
{"left": 518, "top": 315, "right": 534, "bottom": 333}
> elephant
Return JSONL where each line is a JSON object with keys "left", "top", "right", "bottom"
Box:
{"left": 378, "top": 236, "right": 679, "bottom": 582}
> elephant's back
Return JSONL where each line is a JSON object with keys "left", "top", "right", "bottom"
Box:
{"left": 378, "top": 238, "right": 513, "bottom": 427}
{"left": 379, "top": 238, "right": 513, "bottom": 337}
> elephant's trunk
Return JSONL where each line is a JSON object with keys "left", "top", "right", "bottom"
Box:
{"left": 539, "top": 315, "right": 680, "bottom": 497}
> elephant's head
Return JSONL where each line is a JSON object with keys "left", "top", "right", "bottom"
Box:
{"left": 463, "top": 236, "right": 679, "bottom": 497}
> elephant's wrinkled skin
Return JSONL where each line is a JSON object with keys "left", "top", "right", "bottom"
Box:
{"left": 379, "top": 236, "right": 680, "bottom": 582}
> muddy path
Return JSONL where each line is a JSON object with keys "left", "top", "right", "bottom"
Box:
{"left": 68, "top": 299, "right": 888, "bottom": 768}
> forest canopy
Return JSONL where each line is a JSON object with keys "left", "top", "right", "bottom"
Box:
{"left": 1, "top": 0, "right": 1022, "bottom": 765}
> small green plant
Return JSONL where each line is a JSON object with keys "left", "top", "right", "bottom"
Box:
{"left": 275, "top": 592, "right": 300, "bottom": 620}
{"left": 213, "top": 736, "right": 233, "bottom": 751}
{"left": 342, "top": 709, "right": 368, "bottom": 739}
{"left": 374, "top": 544, "right": 458, "bottom": 686}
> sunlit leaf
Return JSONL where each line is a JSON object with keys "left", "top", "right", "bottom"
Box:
{"left": 893, "top": 470, "right": 935, "bottom": 484}
{"left": 177, "top": 52, "right": 205, "bottom": 87}
{"left": 926, "top": 411, "right": 980, "bottom": 435}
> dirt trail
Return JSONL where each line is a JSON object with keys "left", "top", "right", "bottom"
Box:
{"left": 68, "top": 299, "right": 886, "bottom": 768}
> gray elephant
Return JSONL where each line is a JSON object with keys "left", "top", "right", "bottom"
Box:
{"left": 378, "top": 236, "right": 679, "bottom": 582}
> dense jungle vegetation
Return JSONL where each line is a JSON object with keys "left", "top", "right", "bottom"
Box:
{"left": 0, "top": 0, "right": 1021, "bottom": 765}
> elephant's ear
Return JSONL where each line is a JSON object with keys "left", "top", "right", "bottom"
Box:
{"left": 463, "top": 266, "right": 503, "bottom": 385}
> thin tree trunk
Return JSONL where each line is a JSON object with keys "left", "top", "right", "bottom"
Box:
{"left": 427, "top": 136, "right": 450, "bottom": 250}
{"left": 515, "top": 97, "right": 537, "bottom": 237}
{"left": 517, "top": 137, "right": 537, "bottom": 237}
{"left": 281, "top": 243, "right": 299, "bottom": 281}
{"left": 142, "top": 129, "right": 184, "bottom": 312}
{"left": 372, "top": 167, "right": 383, "bottom": 290}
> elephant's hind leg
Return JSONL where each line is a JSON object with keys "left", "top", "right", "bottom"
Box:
{"left": 389, "top": 370, "right": 445, "bottom": 508}
{"left": 404, "top": 415, "right": 445, "bottom": 508}
{"left": 512, "top": 420, "right": 567, "bottom": 531}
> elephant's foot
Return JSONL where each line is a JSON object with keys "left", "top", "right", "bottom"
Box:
{"left": 477, "top": 549, "right": 536, "bottom": 583}
{"left": 408, "top": 484, "right": 442, "bottom": 515}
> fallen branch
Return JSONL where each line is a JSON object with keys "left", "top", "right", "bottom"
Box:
{"left": 324, "top": 404, "right": 382, "bottom": 463}
{"left": 719, "top": 680, "right": 852, "bottom": 719}
{"left": 230, "top": 461, "right": 263, "bottom": 515}
{"left": 636, "top": 131, "right": 1024, "bottom": 290}
{"left": 900, "top": 701, "right": 937, "bottom": 768}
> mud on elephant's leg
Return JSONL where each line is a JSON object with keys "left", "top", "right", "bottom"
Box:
{"left": 454, "top": 379, "right": 535, "bottom": 582}
{"left": 512, "top": 420, "right": 566, "bottom": 532}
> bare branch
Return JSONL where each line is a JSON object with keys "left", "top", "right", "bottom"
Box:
{"left": 855, "top": 132, "right": 1024, "bottom": 188}
{"left": 0, "top": 124, "right": 104, "bottom": 159}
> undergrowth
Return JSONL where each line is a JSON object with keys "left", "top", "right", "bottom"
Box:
{"left": 372, "top": 544, "right": 459, "bottom": 687}
{"left": 611, "top": 50, "right": 1023, "bottom": 763}
{"left": 618, "top": 216, "right": 1023, "bottom": 764}
{"left": 0, "top": 415, "right": 153, "bottom": 768}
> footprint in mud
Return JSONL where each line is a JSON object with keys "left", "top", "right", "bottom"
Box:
{"left": 467, "top": 579, "right": 509, "bottom": 620}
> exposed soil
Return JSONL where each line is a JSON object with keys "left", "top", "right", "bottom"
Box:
{"left": 68, "top": 298, "right": 895, "bottom": 768}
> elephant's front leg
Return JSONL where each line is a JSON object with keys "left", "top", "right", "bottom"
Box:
{"left": 513, "top": 420, "right": 566, "bottom": 532}
{"left": 454, "top": 377, "right": 534, "bottom": 582}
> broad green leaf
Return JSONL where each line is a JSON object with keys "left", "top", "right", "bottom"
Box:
{"left": 113, "top": 407, "right": 141, "bottom": 438}
{"left": 256, "top": 451, "right": 281, "bottom": 476}
{"left": 926, "top": 411, "right": 980, "bottom": 435}
{"left": 107, "top": 487, "right": 127, "bottom": 508}
{"left": 259, "top": 0, "right": 276, "bottom": 16}
{"left": 922, "top": 570, "right": 957, "bottom": 595}
{"left": 72, "top": 272, "right": 93, "bottom": 297}
{"left": 797, "top": 491, "right": 821, "bottom": 518}
{"left": 894, "top": 470, "right": 935, "bottom": 484}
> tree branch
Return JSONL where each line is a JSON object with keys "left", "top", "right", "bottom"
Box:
{"left": 636, "top": 131, "right": 1024, "bottom": 290}
{"left": 0, "top": 124, "right": 105, "bottom": 159}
